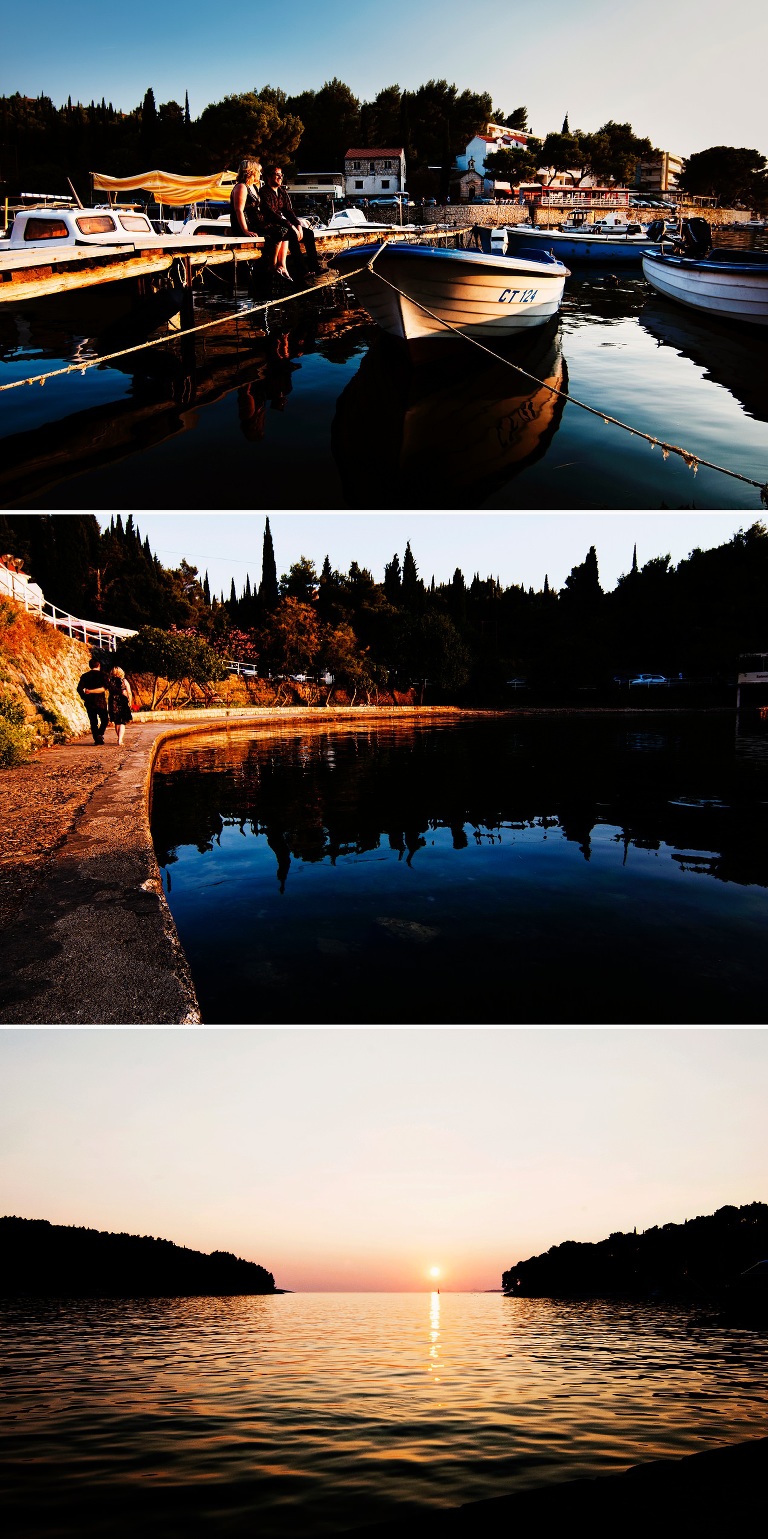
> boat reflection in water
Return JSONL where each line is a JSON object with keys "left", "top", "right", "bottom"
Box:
{"left": 639, "top": 296, "right": 768, "bottom": 424}
{"left": 332, "top": 320, "right": 566, "bottom": 507}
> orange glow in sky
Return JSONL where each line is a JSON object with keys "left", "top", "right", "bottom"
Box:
{"left": 1, "top": 1029, "right": 766, "bottom": 1292}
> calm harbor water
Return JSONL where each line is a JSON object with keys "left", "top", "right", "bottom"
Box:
{"left": 2, "top": 1292, "right": 767, "bottom": 1538}
{"left": 1, "top": 232, "right": 766, "bottom": 509}
{"left": 150, "top": 714, "right": 768, "bottom": 1025}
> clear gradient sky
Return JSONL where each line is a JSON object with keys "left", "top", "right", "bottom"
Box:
{"left": 5, "top": 1, "right": 767, "bottom": 158}
{"left": 102, "top": 513, "right": 755, "bottom": 601}
{"left": 2, "top": 1030, "right": 765, "bottom": 1291}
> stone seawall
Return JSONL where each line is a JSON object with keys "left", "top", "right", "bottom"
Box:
{"left": 372, "top": 204, "right": 751, "bottom": 230}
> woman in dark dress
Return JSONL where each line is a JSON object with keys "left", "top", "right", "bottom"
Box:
{"left": 107, "top": 667, "right": 133, "bottom": 747}
{"left": 230, "top": 156, "right": 291, "bottom": 282}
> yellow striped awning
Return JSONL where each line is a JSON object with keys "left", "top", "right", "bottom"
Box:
{"left": 92, "top": 169, "right": 236, "bottom": 204}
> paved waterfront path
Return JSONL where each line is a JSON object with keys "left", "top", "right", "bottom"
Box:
{"left": 0, "top": 723, "right": 201, "bottom": 1025}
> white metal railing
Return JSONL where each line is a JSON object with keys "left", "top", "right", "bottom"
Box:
{"left": 0, "top": 561, "right": 137, "bottom": 651}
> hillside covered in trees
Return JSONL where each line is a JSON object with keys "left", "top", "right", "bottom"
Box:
{"left": 1, "top": 513, "right": 766, "bottom": 704}
{"left": 0, "top": 1216, "right": 277, "bottom": 1296}
{"left": 0, "top": 80, "right": 510, "bottom": 204}
{"left": 502, "top": 1203, "right": 768, "bottom": 1299}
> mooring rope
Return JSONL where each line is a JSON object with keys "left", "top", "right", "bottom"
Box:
{"left": 362, "top": 245, "right": 768, "bottom": 504}
{"left": 0, "top": 228, "right": 468, "bottom": 393}
{"left": 1, "top": 227, "right": 765, "bottom": 503}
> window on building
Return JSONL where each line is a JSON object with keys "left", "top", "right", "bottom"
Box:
{"left": 355, "top": 180, "right": 363, "bottom": 189}
{"left": 381, "top": 180, "right": 390, "bottom": 189}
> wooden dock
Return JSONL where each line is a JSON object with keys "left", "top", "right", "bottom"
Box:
{"left": 0, "top": 229, "right": 386, "bottom": 306}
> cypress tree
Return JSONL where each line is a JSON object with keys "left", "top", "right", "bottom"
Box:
{"left": 402, "top": 541, "right": 421, "bottom": 608}
{"left": 259, "top": 517, "right": 279, "bottom": 610}
{"left": 383, "top": 552, "right": 402, "bottom": 604}
{"left": 203, "top": 571, "right": 211, "bottom": 605}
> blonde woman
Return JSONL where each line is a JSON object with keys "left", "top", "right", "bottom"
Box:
{"left": 107, "top": 668, "right": 133, "bottom": 747}
{"left": 229, "top": 156, "right": 292, "bottom": 283}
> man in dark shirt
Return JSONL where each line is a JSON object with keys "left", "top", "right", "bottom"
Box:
{"left": 77, "top": 657, "right": 109, "bottom": 744}
{"left": 260, "top": 166, "right": 325, "bottom": 276}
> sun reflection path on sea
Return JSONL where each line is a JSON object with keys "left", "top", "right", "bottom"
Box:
{"left": 2, "top": 1294, "right": 768, "bottom": 1538}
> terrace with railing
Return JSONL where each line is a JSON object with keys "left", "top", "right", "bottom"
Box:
{"left": 0, "top": 558, "right": 137, "bottom": 651}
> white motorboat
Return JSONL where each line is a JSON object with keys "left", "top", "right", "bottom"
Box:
{"left": 641, "top": 219, "right": 768, "bottom": 326}
{"left": 333, "top": 241, "right": 568, "bottom": 345}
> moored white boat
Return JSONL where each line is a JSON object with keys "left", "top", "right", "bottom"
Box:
{"left": 494, "top": 218, "right": 666, "bottom": 265}
{"left": 642, "top": 246, "right": 768, "bottom": 326}
{"left": 333, "top": 241, "right": 568, "bottom": 344}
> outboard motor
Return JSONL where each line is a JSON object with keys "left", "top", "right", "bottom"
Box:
{"left": 646, "top": 219, "right": 666, "bottom": 243}
{"left": 681, "top": 218, "right": 711, "bottom": 258}
{"left": 489, "top": 226, "right": 508, "bottom": 255}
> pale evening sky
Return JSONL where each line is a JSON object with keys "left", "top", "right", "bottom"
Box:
{"left": 1, "top": 1030, "right": 765, "bottom": 1292}
{"left": 4, "top": 0, "right": 766, "bottom": 158}
{"left": 99, "top": 513, "right": 755, "bottom": 600}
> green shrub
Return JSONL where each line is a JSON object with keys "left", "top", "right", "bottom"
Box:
{"left": 0, "top": 690, "right": 27, "bottom": 727}
{"left": 0, "top": 716, "right": 30, "bottom": 767}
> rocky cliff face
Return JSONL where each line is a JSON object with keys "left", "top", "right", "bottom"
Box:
{"left": 0, "top": 597, "right": 91, "bottom": 744}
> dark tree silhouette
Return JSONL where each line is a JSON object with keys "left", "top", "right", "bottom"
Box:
{"left": 259, "top": 517, "right": 279, "bottom": 611}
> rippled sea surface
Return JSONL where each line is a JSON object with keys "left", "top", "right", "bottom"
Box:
{"left": 2, "top": 1293, "right": 767, "bottom": 1538}
{"left": 150, "top": 714, "right": 768, "bottom": 1024}
{"left": 1, "top": 230, "right": 766, "bottom": 509}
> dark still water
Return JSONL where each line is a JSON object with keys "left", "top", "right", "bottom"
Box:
{"left": 149, "top": 714, "right": 768, "bottom": 1025}
{"left": 1, "top": 235, "right": 767, "bottom": 510}
{"left": 2, "top": 1293, "right": 767, "bottom": 1539}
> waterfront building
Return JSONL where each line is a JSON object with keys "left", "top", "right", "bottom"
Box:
{"left": 455, "top": 122, "right": 531, "bottom": 177}
{"left": 635, "top": 150, "right": 684, "bottom": 197}
{"left": 343, "top": 149, "right": 406, "bottom": 199}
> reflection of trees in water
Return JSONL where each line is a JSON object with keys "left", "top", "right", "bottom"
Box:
{"left": 151, "top": 725, "right": 768, "bottom": 892}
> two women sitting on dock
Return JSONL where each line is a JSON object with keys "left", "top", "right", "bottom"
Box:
{"left": 229, "top": 157, "right": 292, "bottom": 286}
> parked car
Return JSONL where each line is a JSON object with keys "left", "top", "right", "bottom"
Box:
{"left": 629, "top": 673, "right": 668, "bottom": 686}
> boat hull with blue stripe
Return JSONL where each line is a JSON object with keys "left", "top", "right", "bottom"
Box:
{"left": 334, "top": 242, "right": 568, "bottom": 344}
{"left": 641, "top": 248, "right": 768, "bottom": 326}
{"left": 498, "top": 223, "right": 662, "bottom": 265}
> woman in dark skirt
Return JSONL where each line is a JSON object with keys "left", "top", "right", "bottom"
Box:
{"left": 107, "top": 667, "right": 133, "bottom": 747}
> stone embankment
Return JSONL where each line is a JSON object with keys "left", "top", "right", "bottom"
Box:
{"left": 0, "top": 597, "right": 91, "bottom": 744}
{"left": 373, "top": 204, "right": 752, "bottom": 230}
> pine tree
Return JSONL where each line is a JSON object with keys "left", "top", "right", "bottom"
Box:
{"left": 259, "top": 517, "right": 279, "bottom": 610}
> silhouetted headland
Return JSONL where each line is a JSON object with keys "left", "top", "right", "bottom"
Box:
{"left": 0, "top": 1216, "right": 280, "bottom": 1296}
{"left": 502, "top": 1202, "right": 768, "bottom": 1319}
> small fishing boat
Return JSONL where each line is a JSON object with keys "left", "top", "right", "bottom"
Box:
{"left": 641, "top": 219, "right": 768, "bottom": 326}
{"left": 333, "top": 241, "right": 568, "bottom": 345}
{"left": 492, "top": 215, "right": 667, "bottom": 265}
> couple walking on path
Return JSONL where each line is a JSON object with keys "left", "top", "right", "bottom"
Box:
{"left": 77, "top": 657, "right": 133, "bottom": 746}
